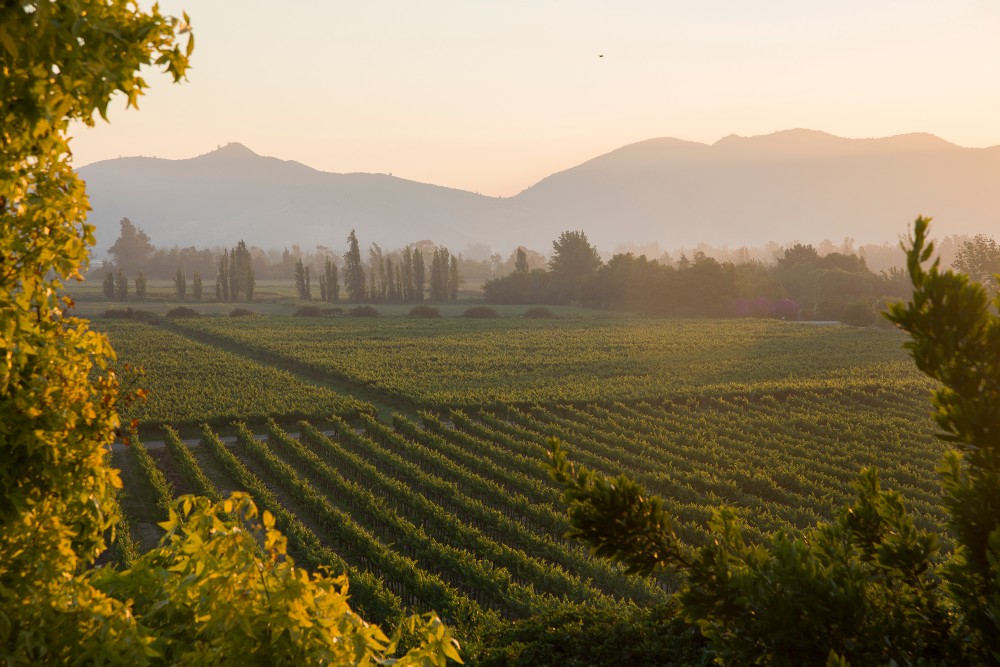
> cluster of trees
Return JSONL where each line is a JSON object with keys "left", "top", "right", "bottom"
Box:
{"left": 339, "top": 230, "right": 459, "bottom": 304}
{"left": 102, "top": 268, "right": 130, "bottom": 300}
{"left": 952, "top": 233, "right": 1000, "bottom": 285}
{"left": 174, "top": 268, "right": 203, "bottom": 301}
{"left": 215, "top": 240, "right": 255, "bottom": 302}
{"left": 484, "top": 230, "right": 922, "bottom": 322}
{"left": 100, "top": 221, "right": 464, "bottom": 304}
{"left": 485, "top": 230, "right": 742, "bottom": 315}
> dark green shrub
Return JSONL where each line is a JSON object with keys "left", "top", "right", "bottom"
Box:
{"left": 229, "top": 308, "right": 257, "bottom": 317}
{"left": 462, "top": 306, "right": 499, "bottom": 319}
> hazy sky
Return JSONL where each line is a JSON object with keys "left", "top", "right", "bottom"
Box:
{"left": 69, "top": 1, "right": 1000, "bottom": 196}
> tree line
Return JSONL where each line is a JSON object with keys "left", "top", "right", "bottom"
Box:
{"left": 101, "top": 220, "right": 463, "bottom": 304}
{"left": 483, "top": 229, "right": 1000, "bottom": 323}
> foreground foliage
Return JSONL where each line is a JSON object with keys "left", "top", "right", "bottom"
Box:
{"left": 93, "top": 494, "right": 461, "bottom": 666}
{"left": 1, "top": 2, "right": 456, "bottom": 664}
{"left": 1, "top": 0, "right": 191, "bottom": 659}
{"left": 548, "top": 218, "right": 1000, "bottom": 665}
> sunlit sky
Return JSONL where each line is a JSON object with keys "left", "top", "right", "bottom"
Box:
{"left": 70, "top": 1, "right": 1000, "bottom": 197}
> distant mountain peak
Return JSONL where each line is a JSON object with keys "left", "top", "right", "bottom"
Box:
{"left": 712, "top": 129, "right": 847, "bottom": 152}
{"left": 196, "top": 142, "right": 259, "bottom": 160}
{"left": 874, "top": 132, "right": 956, "bottom": 151}
{"left": 708, "top": 129, "right": 959, "bottom": 157}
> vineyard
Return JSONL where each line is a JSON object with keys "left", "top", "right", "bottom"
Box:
{"left": 100, "top": 320, "right": 372, "bottom": 427}
{"left": 143, "top": 315, "right": 924, "bottom": 406}
{"left": 99, "top": 313, "right": 947, "bottom": 647}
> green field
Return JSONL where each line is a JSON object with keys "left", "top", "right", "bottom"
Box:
{"left": 162, "top": 315, "right": 926, "bottom": 406}
{"left": 100, "top": 319, "right": 372, "bottom": 428}
{"left": 97, "top": 310, "right": 947, "bottom": 645}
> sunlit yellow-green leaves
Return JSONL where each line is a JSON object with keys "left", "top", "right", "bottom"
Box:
{"left": 96, "top": 492, "right": 462, "bottom": 665}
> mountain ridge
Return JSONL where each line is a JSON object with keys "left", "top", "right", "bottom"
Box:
{"left": 78, "top": 132, "right": 1000, "bottom": 257}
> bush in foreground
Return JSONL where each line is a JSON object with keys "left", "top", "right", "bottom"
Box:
{"left": 229, "top": 307, "right": 257, "bottom": 317}
{"left": 87, "top": 494, "right": 462, "bottom": 665}
{"left": 522, "top": 307, "right": 554, "bottom": 319}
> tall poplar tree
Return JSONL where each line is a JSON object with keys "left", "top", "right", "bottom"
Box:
{"left": 344, "top": 229, "right": 366, "bottom": 302}
{"left": 294, "top": 258, "right": 307, "bottom": 299}
{"left": 449, "top": 254, "right": 460, "bottom": 301}
{"left": 231, "top": 239, "right": 254, "bottom": 302}
{"left": 114, "top": 268, "right": 129, "bottom": 300}
{"left": 134, "top": 270, "right": 147, "bottom": 298}
{"left": 402, "top": 246, "right": 415, "bottom": 303}
{"left": 386, "top": 257, "right": 399, "bottom": 302}
{"left": 192, "top": 271, "right": 203, "bottom": 301}
{"left": 332, "top": 257, "right": 340, "bottom": 301}
{"left": 515, "top": 246, "right": 529, "bottom": 274}
{"left": 103, "top": 271, "right": 116, "bottom": 299}
{"left": 217, "top": 249, "right": 230, "bottom": 302}
{"left": 413, "top": 248, "right": 426, "bottom": 303}
{"left": 174, "top": 267, "right": 186, "bottom": 300}
{"left": 368, "top": 243, "right": 386, "bottom": 302}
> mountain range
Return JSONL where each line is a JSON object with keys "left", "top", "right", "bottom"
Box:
{"left": 78, "top": 129, "right": 1000, "bottom": 258}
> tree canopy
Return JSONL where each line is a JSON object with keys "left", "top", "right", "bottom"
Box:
{"left": 952, "top": 233, "right": 1000, "bottom": 287}
{"left": 107, "top": 217, "right": 155, "bottom": 273}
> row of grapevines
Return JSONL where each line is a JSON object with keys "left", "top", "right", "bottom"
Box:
{"left": 417, "top": 411, "right": 674, "bottom": 602}
{"left": 197, "top": 424, "right": 405, "bottom": 626}
{"left": 359, "top": 414, "right": 567, "bottom": 536}
{"left": 162, "top": 426, "right": 220, "bottom": 501}
{"left": 262, "top": 422, "right": 614, "bottom": 613}
{"left": 616, "top": 394, "right": 945, "bottom": 529}
{"left": 298, "top": 421, "right": 667, "bottom": 603}
{"left": 229, "top": 422, "right": 513, "bottom": 627}
{"left": 125, "top": 438, "right": 174, "bottom": 520}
